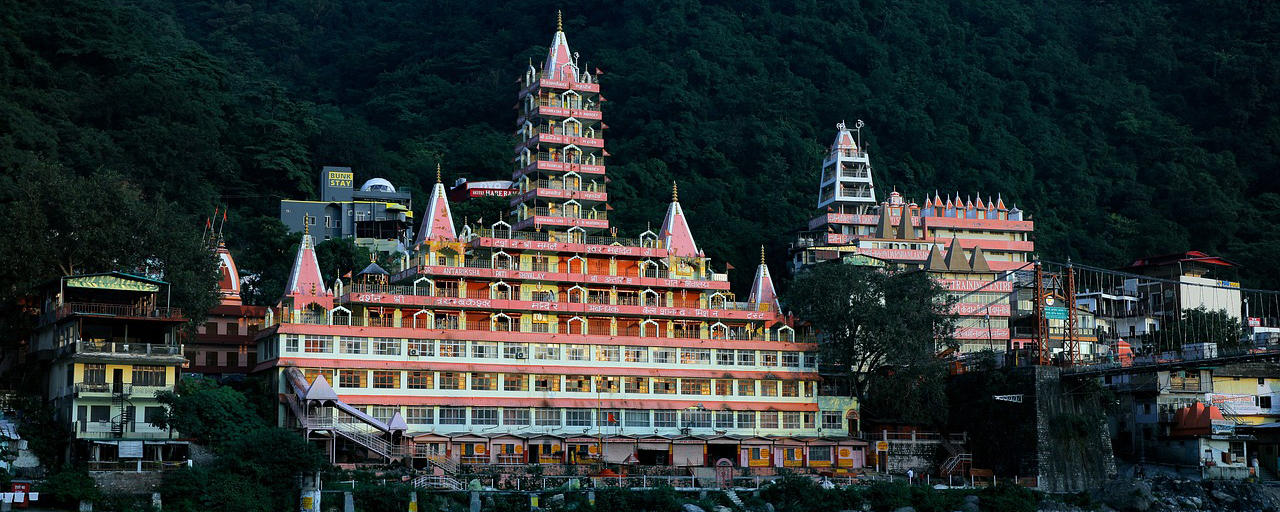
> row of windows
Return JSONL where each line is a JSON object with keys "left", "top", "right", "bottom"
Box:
{"left": 308, "top": 369, "right": 816, "bottom": 397}
{"left": 80, "top": 364, "right": 167, "bottom": 387}
{"left": 357, "top": 405, "right": 846, "bottom": 431}
{"left": 283, "top": 336, "right": 816, "bottom": 368}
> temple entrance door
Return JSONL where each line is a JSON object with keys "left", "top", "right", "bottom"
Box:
{"left": 714, "top": 458, "right": 735, "bottom": 488}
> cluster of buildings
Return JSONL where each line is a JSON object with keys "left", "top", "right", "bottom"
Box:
{"left": 21, "top": 11, "right": 1280, "bottom": 486}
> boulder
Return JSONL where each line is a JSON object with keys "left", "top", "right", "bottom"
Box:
{"left": 892, "top": 507, "right": 916, "bottom": 512}
{"left": 964, "top": 495, "right": 980, "bottom": 504}
{"left": 1095, "top": 478, "right": 1155, "bottom": 512}
{"left": 764, "top": 503, "right": 776, "bottom": 512}
{"left": 961, "top": 502, "right": 980, "bottom": 512}
{"left": 682, "top": 504, "right": 707, "bottom": 512}
{"left": 1210, "top": 490, "right": 1235, "bottom": 503}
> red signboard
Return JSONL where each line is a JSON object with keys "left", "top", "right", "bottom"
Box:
{"left": 1248, "top": 317, "right": 1262, "bottom": 327}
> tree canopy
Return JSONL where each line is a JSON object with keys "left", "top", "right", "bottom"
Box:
{"left": 2, "top": 0, "right": 1279, "bottom": 326}
{"left": 784, "top": 262, "right": 957, "bottom": 424}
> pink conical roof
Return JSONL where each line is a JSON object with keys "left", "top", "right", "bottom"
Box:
{"left": 996, "top": 194, "right": 1008, "bottom": 210}
{"left": 286, "top": 234, "right": 328, "bottom": 297}
{"left": 831, "top": 122, "right": 857, "bottom": 151}
{"left": 543, "top": 12, "right": 578, "bottom": 82}
{"left": 748, "top": 247, "right": 780, "bottom": 312}
{"left": 414, "top": 179, "right": 456, "bottom": 246}
{"left": 660, "top": 184, "right": 699, "bottom": 257}
{"left": 215, "top": 242, "right": 242, "bottom": 306}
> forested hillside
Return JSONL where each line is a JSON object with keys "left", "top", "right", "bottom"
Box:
{"left": 2, "top": 0, "right": 1278, "bottom": 325}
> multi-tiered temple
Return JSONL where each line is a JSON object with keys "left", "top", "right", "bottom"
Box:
{"left": 255, "top": 16, "right": 862, "bottom": 473}
{"left": 792, "top": 123, "right": 1036, "bottom": 353}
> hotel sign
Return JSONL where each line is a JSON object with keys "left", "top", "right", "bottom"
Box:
{"left": 327, "top": 170, "right": 354, "bottom": 189}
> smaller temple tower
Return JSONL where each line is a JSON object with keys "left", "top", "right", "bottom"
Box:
{"left": 512, "top": 11, "right": 608, "bottom": 237}
{"left": 817, "top": 121, "right": 876, "bottom": 214}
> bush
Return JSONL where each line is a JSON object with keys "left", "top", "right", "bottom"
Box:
{"left": 865, "top": 481, "right": 912, "bottom": 511}
{"left": 978, "top": 484, "right": 1042, "bottom": 512}
{"left": 36, "top": 469, "right": 100, "bottom": 508}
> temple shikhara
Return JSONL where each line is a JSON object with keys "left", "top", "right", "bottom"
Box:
{"left": 254, "top": 15, "right": 862, "bottom": 474}
{"left": 792, "top": 122, "right": 1036, "bottom": 353}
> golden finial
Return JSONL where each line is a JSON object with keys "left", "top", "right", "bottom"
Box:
{"left": 304, "top": 219, "right": 309, "bottom": 237}
{"left": 436, "top": 163, "right": 442, "bottom": 184}
{"left": 672, "top": 182, "right": 679, "bottom": 202}
{"left": 557, "top": 10, "right": 563, "bottom": 31}
{"left": 760, "top": 245, "right": 766, "bottom": 265}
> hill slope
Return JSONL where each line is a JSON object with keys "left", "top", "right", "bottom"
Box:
{"left": 2, "top": 0, "right": 1278, "bottom": 314}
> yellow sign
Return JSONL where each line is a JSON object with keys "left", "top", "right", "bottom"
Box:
{"left": 876, "top": 441, "right": 889, "bottom": 451}
{"left": 301, "top": 497, "right": 314, "bottom": 509}
{"left": 66, "top": 275, "right": 160, "bottom": 292}
{"left": 328, "top": 171, "right": 354, "bottom": 189}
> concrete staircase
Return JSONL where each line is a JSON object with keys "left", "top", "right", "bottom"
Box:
{"left": 723, "top": 489, "right": 746, "bottom": 508}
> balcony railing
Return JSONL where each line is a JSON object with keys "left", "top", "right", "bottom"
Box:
{"left": 527, "top": 152, "right": 605, "bottom": 167}
{"left": 523, "top": 179, "right": 607, "bottom": 194}
{"left": 44, "top": 303, "right": 183, "bottom": 324}
{"left": 527, "top": 127, "right": 600, "bottom": 139}
{"left": 75, "top": 383, "right": 131, "bottom": 395}
{"left": 535, "top": 98, "right": 600, "bottom": 112}
{"left": 526, "top": 207, "right": 608, "bottom": 220}
{"left": 75, "top": 340, "right": 182, "bottom": 357}
{"left": 466, "top": 228, "right": 659, "bottom": 248}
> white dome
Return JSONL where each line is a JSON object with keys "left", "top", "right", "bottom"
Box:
{"left": 360, "top": 178, "right": 396, "bottom": 193}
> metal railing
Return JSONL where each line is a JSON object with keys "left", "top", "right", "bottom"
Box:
{"left": 524, "top": 180, "right": 607, "bottom": 193}
{"left": 46, "top": 303, "right": 183, "bottom": 324}
{"left": 413, "top": 475, "right": 462, "bottom": 490}
{"left": 87, "top": 460, "right": 187, "bottom": 472}
{"left": 75, "top": 383, "right": 133, "bottom": 395}
{"left": 527, "top": 207, "right": 607, "bottom": 220}
{"left": 535, "top": 99, "right": 601, "bottom": 112}
{"left": 333, "top": 414, "right": 405, "bottom": 458}
{"left": 76, "top": 340, "right": 182, "bottom": 357}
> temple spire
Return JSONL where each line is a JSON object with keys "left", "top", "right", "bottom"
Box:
{"left": 944, "top": 236, "right": 972, "bottom": 272}
{"left": 286, "top": 233, "right": 328, "bottom": 297}
{"left": 215, "top": 242, "right": 242, "bottom": 306}
{"left": 414, "top": 165, "right": 457, "bottom": 246}
{"left": 660, "top": 182, "right": 699, "bottom": 257}
{"left": 544, "top": 10, "right": 577, "bottom": 81}
{"left": 749, "top": 246, "right": 780, "bottom": 312}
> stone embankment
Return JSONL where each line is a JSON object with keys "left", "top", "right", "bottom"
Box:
{"left": 1038, "top": 477, "right": 1280, "bottom": 512}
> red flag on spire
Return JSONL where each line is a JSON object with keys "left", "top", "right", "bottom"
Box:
{"left": 595, "top": 67, "right": 604, "bottom": 75}
{"left": 726, "top": 263, "right": 736, "bottom": 270}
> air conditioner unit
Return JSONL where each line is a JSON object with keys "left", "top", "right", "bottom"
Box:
{"left": 408, "top": 349, "right": 420, "bottom": 356}
{"left": 515, "top": 351, "right": 528, "bottom": 359}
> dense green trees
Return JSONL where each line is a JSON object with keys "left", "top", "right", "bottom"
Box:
{"left": 152, "top": 378, "right": 327, "bottom": 512}
{"left": 2, "top": 0, "right": 1279, "bottom": 323}
{"left": 784, "top": 263, "right": 957, "bottom": 424}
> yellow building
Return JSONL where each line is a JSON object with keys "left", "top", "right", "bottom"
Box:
{"left": 1210, "top": 363, "right": 1280, "bottom": 425}
{"left": 31, "top": 272, "right": 189, "bottom": 469}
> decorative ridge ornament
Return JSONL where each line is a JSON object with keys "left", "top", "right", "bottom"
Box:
{"left": 672, "top": 181, "right": 679, "bottom": 202}
{"left": 557, "top": 9, "right": 563, "bottom": 31}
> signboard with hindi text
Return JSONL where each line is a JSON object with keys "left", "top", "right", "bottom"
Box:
{"left": 66, "top": 275, "right": 160, "bottom": 293}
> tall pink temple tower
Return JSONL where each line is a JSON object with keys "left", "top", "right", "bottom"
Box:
{"left": 512, "top": 11, "right": 609, "bottom": 236}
